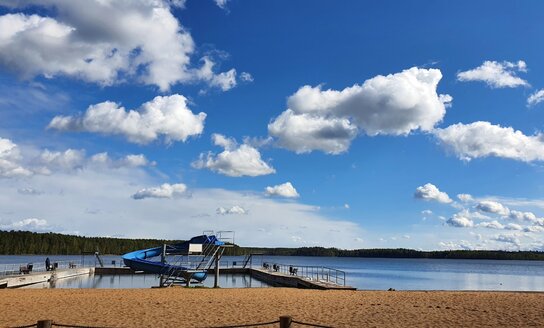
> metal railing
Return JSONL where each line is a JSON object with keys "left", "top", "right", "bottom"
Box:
{"left": 0, "top": 260, "right": 84, "bottom": 277}
{"left": 261, "top": 263, "right": 346, "bottom": 286}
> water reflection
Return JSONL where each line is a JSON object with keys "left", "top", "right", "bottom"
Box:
{"left": 5, "top": 255, "right": 544, "bottom": 291}
{"left": 22, "top": 273, "right": 272, "bottom": 289}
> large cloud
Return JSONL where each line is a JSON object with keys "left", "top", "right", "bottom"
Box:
{"left": 0, "top": 169, "right": 365, "bottom": 248}
{"left": 49, "top": 94, "right": 206, "bottom": 144}
{"left": 192, "top": 134, "right": 275, "bottom": 177}
{"left": 0, "top": 1, "right": 236, "bottom": 91}
{"left": 268, "top": 67, "right": 451, "bottom": 154}
{"left": 434, "top": 121, "right": 544, "bottom": 162}
{"left": 414, "top": 183, "right": 452, "bottom": 203}
{"left": 457, "top": 60, "right": 529, "bottom": 88}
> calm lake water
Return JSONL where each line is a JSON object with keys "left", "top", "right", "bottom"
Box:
{"left": 2, "top": 255, "right": 544, "bottom": 291}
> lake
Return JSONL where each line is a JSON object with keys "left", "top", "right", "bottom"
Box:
{"left": 1, "top": 255, "right": 544, "bottom": 291}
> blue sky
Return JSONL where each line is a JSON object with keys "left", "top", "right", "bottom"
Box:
{"left": 0, "top": 0, "right": 544, "bottom": 250}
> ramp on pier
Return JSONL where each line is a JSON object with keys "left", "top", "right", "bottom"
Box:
{"left": 0, "top": 267, "right": 94, "bottom": 289}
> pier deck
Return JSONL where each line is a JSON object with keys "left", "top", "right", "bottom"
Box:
{"left": 248, "top": 268, "right": 356, "bottom": 290}
{"left": 0, "top": 267, "right": 94, "bottom": 288}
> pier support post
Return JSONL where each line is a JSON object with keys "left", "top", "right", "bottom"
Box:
{"left": 279, "top": 316, "right": 292, "bottom": 328}
{"left": 37, "top": 320, "right": 52, "bottom": 328}
{"left": 160, "top": 244, "right": 166, "bottom": 287}
{"left": 214, "top": 250, "right": 220, "bottom": 288}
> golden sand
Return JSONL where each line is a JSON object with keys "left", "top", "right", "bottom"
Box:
{"left": 1, "top": 288, "right": 543, "bottom": 327}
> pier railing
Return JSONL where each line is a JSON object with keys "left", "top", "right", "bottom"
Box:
{"left": 0, "top": 260, "right": 83, "bottom": 276}
{"left": 263, "top": 263, "right": 346, "bottom": 286}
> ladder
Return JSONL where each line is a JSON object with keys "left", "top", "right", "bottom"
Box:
{"left": 94, "top": 251, "right": 104, "bottom": 268}
{"left": 160, "top": 237, "right": 226, "bottom": 287}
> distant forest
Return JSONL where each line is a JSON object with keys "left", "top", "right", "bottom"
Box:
{"left": 0, "top": 230, "right": 182, "bottom": 255}
{"left": 2, "top": 230, "right": 544, "bottom": 261}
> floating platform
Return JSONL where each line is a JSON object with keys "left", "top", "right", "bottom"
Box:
{"left": 248, "top": 268, "right": 356, "bottom": 290}
{"left": 0, "top": 268, "right": 95, "bottom": 289}
{"left": 207, "top": 267, "right": 356, "bottom": 290}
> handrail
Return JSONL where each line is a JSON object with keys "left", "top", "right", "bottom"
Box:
{"left": 161, "top": 237, "right": 226, "bottom": 286}
{"left": 0, "top": 259, "right": 84, "bottom": 276}
{"left": 261, "top": 262, "right": 346, "bottom": 286}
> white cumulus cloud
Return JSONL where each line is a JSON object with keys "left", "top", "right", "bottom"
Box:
{"left": 477, "top": 220, "right": 505, "bottom": 230}
{"left": 195, "top": 57, "right": 237, "bottom": 91}
{"left": 524, "top": 226, "right": 544, "bottom": 233}
{"left": 414, "top": 183, "right": 452, "bottom": 203}
{"left": 527, "top": 89, "right": 544, "bottom": 107}
{"left": 34, "top": 149, "right": 151, "bottom": 175}
{"left": 265, "top": 182, "right": 300, "bottom": 198}
{"left": 434, "top": 121, "right": 544, "bottom": 162}
{"left": 216, "top": 205, "right": 247, "bottom": 215}
{"left": 240, "top": 72, "right": 254, "bottom": 82}
{"left": 0, "top": 1, "right": 237, "bottom": 91}
{"left": 132, "top": 183, "right": 187, "bottom": 200}
{"left": 493, "top": 234, "right": 521, "bottom": 247}
{"left": 49, "top": 94, "right": 206, "bottom": 144}
{"left": 509, "top": 210, "right": 538, "bottom": 223}
{"left": 457, "top": 193, "right": 474, "bottom": 202}
{"left": 446, "top": 214, "right": 474, "bottom": 228}
{"left": 214, "top": 0, "right": 229, "bottom": 9}
{"left": 268, "top": 110, "right": 358, "bottom": 154}
{"left": 268, "top": 67, "right": 451, "bottom": 154}
{"left": 505, "top": 223, "right": 523, "bottom": 231}
{"left": 17, "top": 187, "right": 43, "bottom": 195}
{"left": 0, "top": 218, "right": 49, "bottom": 232}
{"left": 457, "top": 60, "right": 529, "bottom": 88}
{"left": 192, "top": 134, "right": 275, "bottom": 177}
{"left": 476, "top": 200, "right": 510, "bottom": 216}
{"left": 0, "top": 137, "right": 32, "bottom": 178}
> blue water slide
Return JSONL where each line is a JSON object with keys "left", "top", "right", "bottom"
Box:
{"left": 122, "top": 235, "right": 224, "bottom": 282}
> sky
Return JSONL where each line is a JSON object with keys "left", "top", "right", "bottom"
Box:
{"left": 0, "top": 0, "right": 544, "bottom": 251}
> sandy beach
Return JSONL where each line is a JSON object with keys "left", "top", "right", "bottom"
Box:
{"left": 1, "top": 288, "right": 543, "bottom": 327}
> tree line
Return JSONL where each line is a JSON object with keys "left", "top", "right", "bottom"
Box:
{"left": 0, "top": 230, "right": 181, "bottom": 255}
{"left": 2, "top": 230, "right": 544, "bottom": 260}
{"left": 223, "top": 246, "right": 544, "bottom": 260}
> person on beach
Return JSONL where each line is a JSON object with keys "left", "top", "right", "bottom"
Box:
{"left": 45, "top": 257, "right": 50, "bottom": 271}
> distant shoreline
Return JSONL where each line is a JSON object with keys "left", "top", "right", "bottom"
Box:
{"left": 2, "top": 230, "right": 544, "bottom": 261}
